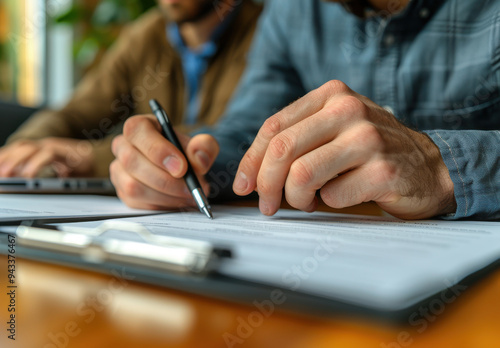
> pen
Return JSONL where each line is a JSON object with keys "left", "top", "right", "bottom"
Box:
{"left": 149, "top": 99, "right": 213, "bottom": 219}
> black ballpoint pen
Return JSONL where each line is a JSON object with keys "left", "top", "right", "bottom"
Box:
{"left": 149, "top": 99, "right": 213, "bottom": 219}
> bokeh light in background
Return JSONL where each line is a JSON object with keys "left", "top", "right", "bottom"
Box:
{"left": 0, "top": 0, "right": 156, "bottom": 109}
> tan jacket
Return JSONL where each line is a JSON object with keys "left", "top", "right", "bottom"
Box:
{"left": 8, "top": 1, "right": 261, "bottom": 177}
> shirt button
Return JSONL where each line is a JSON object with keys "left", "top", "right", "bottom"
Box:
{"left": 384, "top": 34, "right": 395, "bottom": 47}
{"left": 383, "top": 105, "right": 395, "bottom": 114}
{"left": 419, "top": 8, "right": 430, "bottom": 18}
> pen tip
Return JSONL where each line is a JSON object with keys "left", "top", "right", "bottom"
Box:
{"left": 203, "top": 207, "right": 213, "bottom": 220}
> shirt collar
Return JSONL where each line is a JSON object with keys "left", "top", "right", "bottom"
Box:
{"left": 340, "top": 0, "right": 440, "bottom": 20}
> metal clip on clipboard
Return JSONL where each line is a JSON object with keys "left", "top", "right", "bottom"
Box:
{"left": 16, "top": 221, "right": 231, "bottom": 274}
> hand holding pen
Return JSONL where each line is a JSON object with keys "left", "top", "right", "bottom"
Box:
{"left": 149, "top": 99, "right": 212, "bottom": 219}
{"left": 109, "top": 101, "right": 220, "bottom": 216}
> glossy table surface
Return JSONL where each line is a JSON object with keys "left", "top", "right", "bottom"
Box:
{"left": 1, "top": 203, "right": 499, "bottom": 348}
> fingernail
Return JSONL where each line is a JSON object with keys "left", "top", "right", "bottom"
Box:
{"left": 163, "top": 156, "right": 181, "bottom": 175}
{"left": 195, "top": 150, "right": 210, "bottom": 169}
{"left": 233, "top": 171, "right": 248, "bottom": 192}
{"left": 259, "top": 199, "right": 270, "bottom": 215}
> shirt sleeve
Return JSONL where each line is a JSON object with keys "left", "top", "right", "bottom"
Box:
{"left": 198, "top": 0, "right": 306, "bottom": 200}
{"left": 425, "top": 129, "right": 500, "bottom": 220}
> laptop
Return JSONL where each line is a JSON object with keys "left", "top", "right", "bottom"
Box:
{"left": 0, "top": 177, "right": 115, "bottom": 194}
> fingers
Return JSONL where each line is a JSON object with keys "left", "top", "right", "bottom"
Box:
{"left": 283, "top": 122, "right": 382, "bottom": 212}
{"left": 233, "top": 81, "right": 352, "bottom": 197}
{"left": 0, "top": 138, "right": 95, "bottom": 178}
{"left": 319, "top": 168, "right": 377, "bottom": 209}
{"left": 254, "top": 107, "right": 348, "bottom": 215}
{"left": 233, "top": 81, "right": 353, "bottom": 195}
{"left": 123, "top": 115, "right": 188, "bottom": 178}
{"left": 319, "top": 158, "right": 402, "bottom": 210}
{"left": 240, "top": 95, "right": 369, "bottom": 216}
{"left": 112, "top": 135, "right": 191, "bottom": 199}
{"left": 110, "top": 160, "right": 196, "bottom": 210}
{"left": 19, "top": 149, "right": 58, "bottom": 178}
{"left": 0, "top": 141, "right": 40, "bottom": 177}
{"left": 185, "top": 134, "right": 220, "bottom": 175}
{"left": 113, "top": 116, "right": 219, "bottom": 209}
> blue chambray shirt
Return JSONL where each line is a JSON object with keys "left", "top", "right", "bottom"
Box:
{"left": 167, "top": 24, "right": 218, "bottom": 125}
{"left": 203, "top": 0, "right": 500, "bottom": 220}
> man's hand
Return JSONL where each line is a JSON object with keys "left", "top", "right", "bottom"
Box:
{"left": 233, "top": 80, "right": 456, "bottom": 219}
{"left": 0, "top": 138, "right": 95, "bottom": 178}
{"left": 110, "top": 115, "right": 219, "bottom": 210}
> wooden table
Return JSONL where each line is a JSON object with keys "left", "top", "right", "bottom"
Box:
{"left": 1, "top": 203, "right": 499, "bottom": 348}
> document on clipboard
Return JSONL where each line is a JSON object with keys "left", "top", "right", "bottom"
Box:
{"left": 11, "top": 205, "right": 500, "bottom": 312}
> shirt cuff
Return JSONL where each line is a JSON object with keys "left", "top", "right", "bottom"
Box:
{"left": 424, "top": 129, "right": 500, "bottom": 220}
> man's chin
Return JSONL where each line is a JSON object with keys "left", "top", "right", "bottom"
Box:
{"left": 159, "top": 0, "right": 216, "bottom": 24}
{"left": 158, "top": 5, "right": 185, "bottom": 23}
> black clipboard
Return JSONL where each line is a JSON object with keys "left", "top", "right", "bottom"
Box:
{"left": 1, "top": 223, "right": 496, "bottom": 324}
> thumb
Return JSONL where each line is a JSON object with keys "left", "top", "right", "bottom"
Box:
{"left": 185, "top": 134, "right": 220, "bottom": 175}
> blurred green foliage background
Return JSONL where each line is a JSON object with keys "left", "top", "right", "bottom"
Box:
{"left": 53, "top": 0, "right": 157, "bottom": 70}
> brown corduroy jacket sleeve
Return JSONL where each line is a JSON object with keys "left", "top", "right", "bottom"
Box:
{"left": 6, "top": 11, "right": 162, "bottom": 177}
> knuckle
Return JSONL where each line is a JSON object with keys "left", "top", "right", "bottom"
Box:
{"left": 256, "top": 177, "right": 274, "bottom": 196}
{"left": 324, "top": 79, "right": 349, "bottom": 94}
{"left": 341, "top": 95, "right": 368, "bottom": 118}
{"left": 122, "top": 177, "right": 142, "bottom": 199}
{"left": 153, "top": 174, "right": 174, "bottom": 194}
{"left": 320, "top": 187, "right": 342, "bottom": 209}
{"left": 118, "top": 147, "right": 136, "bottom": 170}
{"left": 145, "top": 141, "right": 167, "bottom": 164}
{"left": 123, "top": 116, "right": 143, "bottom": 138}
{"left": 261, "top": 117, "right": 282, "bottom": 139}
{"left": 358, "top": 122, "right": 383, "bottom": 148}
{"left": 289, "top": 159, "right": 315, "bottom": 187}
{"left": 371, "top": 160, "right": 399, "bottom": 185}
{"left": 242, "top": 148, "right": 260, "bottom": 167}
{"left": 268, "top": 133, "right": 295, "bottom": 161}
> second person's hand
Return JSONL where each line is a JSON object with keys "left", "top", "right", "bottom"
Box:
{"left": 232, "top": 80, "right": 456, "bottom": 220}
{"left": 0, "top": 137, "right": 95, "bottom": 178}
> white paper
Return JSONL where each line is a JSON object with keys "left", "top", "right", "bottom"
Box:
{"left": 54, "top": 206, "right": 500, "bottom": 310}
{"left": 0, "top": 194, "right": 160, "bottom": 222}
